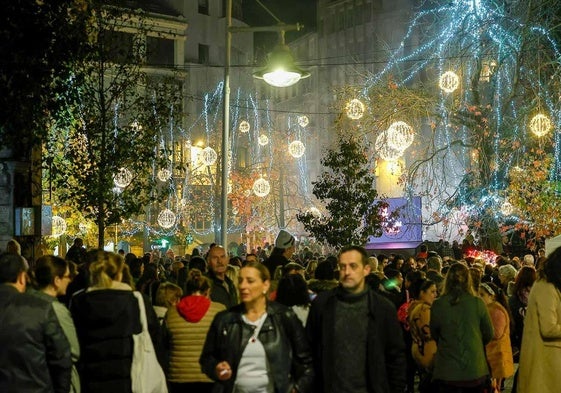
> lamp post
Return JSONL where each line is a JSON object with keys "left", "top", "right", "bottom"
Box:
{"left": 220, "top": 0, "right": 309, "bottom": 247}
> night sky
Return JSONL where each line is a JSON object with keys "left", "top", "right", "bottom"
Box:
{"left": 242, "top": 0, "right": 317, "bottom": 58}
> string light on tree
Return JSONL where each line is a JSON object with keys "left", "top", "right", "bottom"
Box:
{"left": 387, "top": 121, "right": 414, "bottom": 150}
{"left": 258, "top": 134, "right": 269, "bottom": 146}
{"left": 288, "top": 140, "right": 306, "bottom": 158}
{"left": 500, "top": 200, "right": 514, "bottom": 216}
{"left": 375, "top": 130, "right": 403, "bottom": 161}
{"left": 239, "top": 120, "right": 250, "bottom": 133}
{"left": 252, "top": 177, "right": 271, "bottom": 197}
{"left": 113, "top": 167, "right": 133, "bottom": 188}
{"left": 157, "top": 168, "right": 172, "bottom": 182}
{"left": 157, "top": 209, "right": 176, "bottom": 229}
{"left": 298, "top": 115, "right": 309, "bottom": 127}
{"left": 439, "top": 71, "right": 460, "bottom": 93}
{"left": 51, "top": 216, "right": 67, "bottom": 237}
{"left": 201, "top": 146, "right": 217, "bottom": 166}
{"left": 345, "top": 98, "right": 365, "bottom": 120}
{"left": 529, "top": 113, "right": 552, "bottom": 137}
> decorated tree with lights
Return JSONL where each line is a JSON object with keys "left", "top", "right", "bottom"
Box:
{"left": 44, "top": 3, "right": 179, "bottom": 248}
{"left": 340, "top": 0, "right": 561, "bottom": 251}
{"left": 297, "top": 129, "right": 388, "bottom": 248}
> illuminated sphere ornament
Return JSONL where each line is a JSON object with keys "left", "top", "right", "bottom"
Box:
{"left": 308, "top": 207, "right": 322, "bottom": 218}
{"left": 387, "top": 121, "right": 414, "bottom": 150}
{"left": 157, "top": 168, "right": 172, "bottom": 182}
{"left": 288, "top": 140, "right": 306, "bottom": 158}
{"left": 258, "top": 134, "right": 269, "bottom": 146}
{"left": 51, "top": 216, "right": 67, "bottom": 237}
{"left": 239, "top": 120, "right": 250, "bottom": 133}
{"left": 201, "top": 146, "right": 217, "bottom": 166}
{"left": 501, "top": 200, "right": 514, "bottom": 216}
{"left": 346, "top": 98, "right": 365, "bottom": 120}
{"left": 78, "top": 222, "right": 88, "bottom": 233}
{"left": 252, "top": 178, "right": 271, "bottom": 197}
{"left": 439, "top": 71, "right": 460, "bottom": 93}
{"left": 298, "top": 115, "right": 309, "bottom": 127}
{"left": 113, "top": 167, "right": 133, "bottom": 188}
{"left": 375, "top": 130, "right": 403, "bottom": 161}
{"left": 529, "top": 113, "right": 552, "bottom": 137}
{"left": 157, "top": 209, "right": 176, "bottom": 229}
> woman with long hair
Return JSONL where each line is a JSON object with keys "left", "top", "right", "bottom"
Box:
{"left": 508, "top": 266, "right": 536, "bottom": 356}
{"left": 33, "top": 255, "right": 81, "bottom": 393}
{"left": 166, "top": 269, "right": 225, "bottom": 393}
{"left": 517, "top": 246, "right": 561, "bottom": 392}
{"left": 70, "top": 250, "right": 161, "bottom": 393}
{"left": 200, "top": 261, "right": 313, "bottom": 393}
{"left": 430, "top": 263, "right": 494, "bottom": 393}
{"left": 478, "top": 282, "right": 514, "bottom": 392}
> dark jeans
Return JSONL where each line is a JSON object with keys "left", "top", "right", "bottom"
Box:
{"left": 169, "top": 382, "right": 213, "bottom": 393}
{"left": 437, "top": 381, "right": 489, "bottom": 393}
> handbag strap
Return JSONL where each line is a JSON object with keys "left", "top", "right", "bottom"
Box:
{"left": 133, "top": 291, "right": 149, "bottom": 334}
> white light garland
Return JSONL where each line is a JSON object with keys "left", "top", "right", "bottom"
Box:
{"left": 51, "top": 215, "right": 67, "bottom": 237}
{"left": 288, "top": 140, "right": 306, "bottom": 158}
{"left": 529, "top": 113, "right": 552, "bottom": 137}
{"left": 501, "top": 200, "right": 514, "bottom": 216}
{"left": 113, "top": 167, "right": 133, "bottom": 188}
{"left": 253, "top": 177, "right": 271, "bottom": 197}
{"left": 201, "top": 146, "right": 217, "bottom": 166}
{"left": 258, "top": 134, "right": 269, "bottom": 146}
{"left": 439, "top": 71, "right": 460, "bottom": 93}
{"left": 157, "top": 209, "right": 176, "bottom": 229}
{"left": 239, "top": 120, "right": 250, "bottom": 133}
{"left": 346, "top": 98, "right": 365, "bottom": 120}
{"left": 298, "top": 115, "right": 309, "bottom": 127}
{"left": 157, "top": 168, "right": 172, "bottom": 182}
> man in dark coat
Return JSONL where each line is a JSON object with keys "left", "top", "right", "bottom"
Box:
{"left": 306, "top": 245, "right": 406, "bottom": 393}
{"left": 0, "top": 252, "right": 72, "bottom": 393}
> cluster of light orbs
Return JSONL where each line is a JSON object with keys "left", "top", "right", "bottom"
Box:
{"left": 252, "top": 177, "right": 271, "bottom": 197}
{"left": 345, "top": 98, "right": 365, "bottom": 120}
{"left": 201, "top": 146, "right": 217, "bottom": 166}
{"left": 529, "top": 113, "right": 552, "bottom": 137}
{"left": 157, "top": 209, "right": 176, "bottom": 229}
{"left": 113, "top": 167, "right": 133, "bottom": 188}
{"left": 239, "top": 120, "right": 250, "bottom": 133}
{"left": 51, "top": 215, "right": 67, "bottom": 237}
{"left": 157, "top": 168, "right": 172, "bottom": 182}
{"left": 439, "top": 71, "right": 460, "bottom": 93}
{"left": 288, "top": 140, "right": 306, "bottom": 158}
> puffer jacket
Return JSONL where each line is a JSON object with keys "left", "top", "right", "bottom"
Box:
{"left": 200, "top": 301, "right": 314, "bottom": 393}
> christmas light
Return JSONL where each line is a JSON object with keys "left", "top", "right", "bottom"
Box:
{"left": 239, "top": 120, "right": 250, "bottom": 133}
{"left": 201, "top": 146, "right": 217, "bottom": 166}
{"left": 252, "top": 177, "right": 270, "bottom": 197}
{"left": 529, "top": 113, "right": 552, "bottom": 137}
{"left": 288, "top": 140, "right": 306, "bottom": 158}
{"left": 298, "top": 115, "right": 309, "bottom": 127}
{"left": 157, "top": 209, "right": 176, "bottom": 229}
{"left": 113, "top": 167, "right": 132, "bottom": 188}
{"left": 439, "top": 71, "right": 460, "bottom": 93}
{"left": 157, "top": 168, "right": 172, "bottom": 182}
{"left": 51, "top": 216, "right": 67, "bottom": 237}
{"left": 258, "top": 134, "right": 269, "bottom": 146}
{"left": 345, "top": 98, "right": 365, "bottom": 120}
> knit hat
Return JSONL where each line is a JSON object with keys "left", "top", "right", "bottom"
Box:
{"left": 275, "top": 229, "right": 295, "bottom": 249}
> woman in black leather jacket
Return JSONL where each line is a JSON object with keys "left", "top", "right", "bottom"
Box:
{"left": 200, "top": 261, "right": 314, "bottom": 393}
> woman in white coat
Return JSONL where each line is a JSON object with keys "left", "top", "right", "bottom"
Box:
{"left": 517, "top": 246, "right": 561, "bottom": 393}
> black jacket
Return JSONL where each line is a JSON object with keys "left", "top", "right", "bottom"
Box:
{"left": 207, "top": 270, "right": 238, "bottom": 309}
{"left": 0, "top": 285, "right": 72, "bottom": 393}
{"left": 306, "top": 287, "right": 406, "bottom": 393}
{"left": 200, "top": 301, "right": 314, "bottom": 393}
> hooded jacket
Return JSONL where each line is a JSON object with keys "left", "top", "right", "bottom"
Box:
{"left": 166, "top": 295, "right": 225, "bottom": 383}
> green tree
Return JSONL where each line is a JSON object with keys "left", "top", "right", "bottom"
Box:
{"left": 44, "top": 2, "right": 182, "bottom": 248}
{"left": 297, "top": 133, "right": 387, "bottom": 248}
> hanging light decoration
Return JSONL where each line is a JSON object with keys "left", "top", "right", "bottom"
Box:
{"left": 307, "top": 207, "right": 322, "bottom": 218}
{"left": 113, "top": 167, "right": 133, "bottom": 188}
{"left": 298, "top": 115, "right": 309, "bottom": 127}
{"left": 387, "top": 121, "right": 414, "bottom": 150}
{"left": 130, "top": 120, "right": 142, "bottom": 132}
{"left": 252, "top": 177, "right": 271, "bottom": 197}
{"left": 239, "top": 120, "right": 250, "bottom": 133}
{"left": 529, "top": 113, "right": 552, "bottom": 137}
{"left": 500, "top": 200, "right": 514, "bottom": 216}
{"left": 157, "top": 168, "right": 172, "bottom": 182}
{"left": 288, "top": 140, "right": 306, "bottom": 158}
{"left": 157, "top": 209, "right": 176, "bottom": 229}
{"left": 51, "top": 215, "right": 67, "bottom": 237}
{"left": 439, "top": 71, "right": 460, "bottom": 93}
{"left": 78, "top": 222, "right": 88, "bottom": 233}
{"left": 258, "top": 134, "right": 269, "bottom": 146}
{"left": 375, "top": 130, "right": 403, "bottom": 161}
{"left": 201, "top": 146, "right": 217, "bottom": 166}
{"left": 345, "top": 98, "right": 365, "bottom": 120}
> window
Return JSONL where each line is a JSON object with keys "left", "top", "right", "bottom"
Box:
{"left": 198, "top": 44, "right": 209, "bottom": 65}
{"left": 198, "top": 0, "right": 209, "bottom": 15}
{"left": 146, "top": 37, "right": 174, "bottom": 66}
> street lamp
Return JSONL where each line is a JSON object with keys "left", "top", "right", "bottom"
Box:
{"left": 220, "top": 0, "right": 309, "bottom": 247}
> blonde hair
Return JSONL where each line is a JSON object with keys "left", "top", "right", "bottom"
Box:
{"left": 155, "top": 282, "right": 183, "bottom": 308}
{"left": 89, "top": 251, "right": 125, "bottom": 288}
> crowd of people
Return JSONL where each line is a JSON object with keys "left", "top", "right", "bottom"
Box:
{"left": 1, "top": 232, "right": 561, "bottom": 393}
